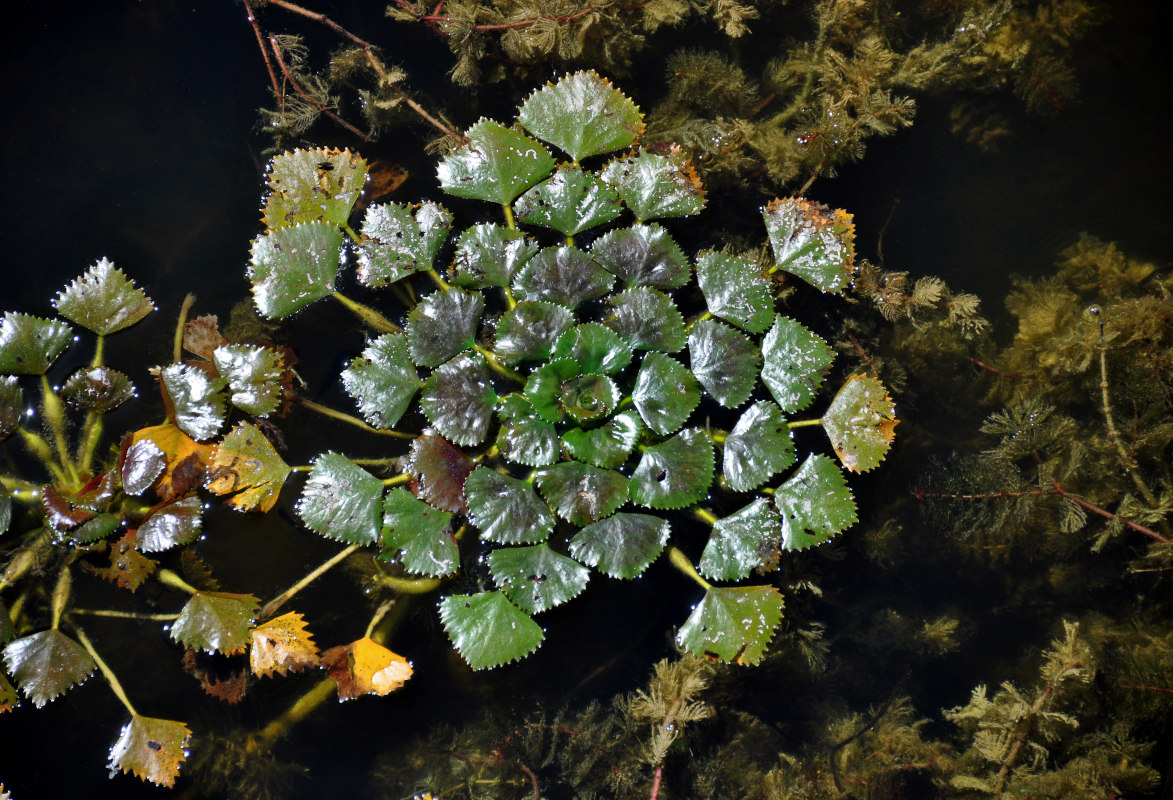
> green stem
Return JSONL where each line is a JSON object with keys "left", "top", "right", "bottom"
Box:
{"left": 341, "top": 222, "right": 361, "bottom": 242}
{"left": 475, "top": 345, "right": 524, "bottom": 383}
{"left": 18, "top": 428, "right": 67, "bottom": 486}
{"left": 91, "top": 333, "right": 106, "bottom": 369}
{"left": 296, "top": 396, "right": 415, "bottom": 438}
{"left": 428, "top": 270, "right": 452, "bottom": 292}
{"left": 246, "top": 678, "right": 336, "bottom": 755}
{"left": 363, "top": 598, "right": 396, "bottom": 639}
{"left": 787, "top": 418, "right": 822, "bottom": 429}
{"left": 70, "top": 609, "right": 180, "bottom": 621}
{"left": 371, "top": 571, "right": 442, "bottom": 594}
{"left": 41, "top": 375, "right": 77, "bottom": 486}
{"left": 502, "top": 203, "right": 516, "bottom": 230}
{"left": 156, "top": 568, "right": 199, "bottom": 595}
{"left": 259, "top": 542, "right": 362, "bottom": 620}
{"left": 332, "top": 292, "right": 401, "bottom": 333}
{"left": 667, "top": 546, "right": 712, "bottom": 591}
{"left": 692, "top": 507, "right": 719, "bottom": 526}
{"left": 51, "top": 567, "right": 71, "bottom": 629}
{"left": 71, "top": 622, "right": 137, "bottom": 715}
{"left": 173, "top": 294, "right": 196, "bottom": 364}
{"left": 77, "top": 413, "right": 104, "bottom": 474}
{"left": 383, "top": 473, "right": 411, "bottom": 486}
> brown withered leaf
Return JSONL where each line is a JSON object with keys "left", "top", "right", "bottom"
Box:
{"left": 182, "top": 649, "right": 248, "bottom": 704}
{"left": 320, "top": 636, "right": 412, "bottom": 701}
{"left": 183, "top": 314, "right": 228, "bottom": 361}
{"left": 250, "top": 612, "right": 319, "bottom": 678}
{"left": 84, "top": 531, "right": 158, "bottom": 592}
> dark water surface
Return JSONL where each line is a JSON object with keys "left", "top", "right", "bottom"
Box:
{"left": 1, "top": 2, "right": 1170, "bottom": 797}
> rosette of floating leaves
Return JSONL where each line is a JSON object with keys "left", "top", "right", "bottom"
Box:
{"left": 264, "top": 71, "right": 896, "bottom": 670}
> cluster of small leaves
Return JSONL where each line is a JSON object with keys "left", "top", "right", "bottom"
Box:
{"left": 254, "top": 71, "right": 896, "bottom": 670}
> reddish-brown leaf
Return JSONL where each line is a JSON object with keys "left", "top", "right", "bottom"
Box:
{"left": 130, "top": 423, "right": 214, "bottom": 502}
{"left": 181, "top": 649, "right": 248, "bottom": 704}
{"left": 84, "top": 531, "right": 158, "bottom": 592}
{"left": 182, "top": 314, "right": 227, "bottom": 361}
{"left": 407, "top": 430, "right": 472, "bottom": 513}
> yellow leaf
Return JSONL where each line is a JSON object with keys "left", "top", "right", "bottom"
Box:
{"left": 250, "top": 612, "right": 320, "bottom": 678}
{"left": 204, "top": 421, "right": 290, "bottom": 512}
{"left": 320, "top": 636, "right": 413, "bottom": 701}
{"left": 108, "top": 713, "right": 192, "bottom": 788}
{"left": 130, "top": 423, "right": 213, "bottom": 501}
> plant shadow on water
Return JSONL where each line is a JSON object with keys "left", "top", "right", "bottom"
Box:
{"left": 1, "top": 2, "right": 1171, "bottom": 799}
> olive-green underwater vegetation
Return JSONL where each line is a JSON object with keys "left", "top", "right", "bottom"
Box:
{"left": 1, "top": 0, "right": 1170, "bottom": 797}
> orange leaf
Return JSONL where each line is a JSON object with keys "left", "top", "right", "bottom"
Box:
{"left": 204, "top": 421, "right": 290, "bottom": 512}
{"left": 320, "top": 636, "right": 412, "bottom": 701}
{"left": 250, "top": 612, "right": 320, "bottom": 678}
{"left": 130, "top": 423, "right": 213, "bottom": 501}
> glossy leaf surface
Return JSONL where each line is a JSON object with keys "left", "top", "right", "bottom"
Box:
{"left": 722, "top": 401, "right": 795, "bottom": 492}
{"left": 632, "top": 352, "right": 700, "bottom": 436}
{"left": 464, "top": 466, "right": 555, "bottom": 545}
{"left": 517, "top": 70, "right": 644, "bottom": 161}
{"left": 0, "top": 312, "right": 72, "bottom": 375}
{"left": 534, "top": 461, "right": 628, "bottom": 526}
{"left": 171, "top": 591, "right": 260, "bottom": 655}
{"left": 2, "top": 629, "right": 95, "bottom": 707}
{"left": 248, "top": 221, "right": 342, "bottom": 319}
{"left": 775, "top": 454, "right": 857, "bottom": 551}
{"left": 494, "top": 301, "right": 575, "bottom": 364}
{"left": 62, "top": 366, "right": 135, "bottom": 413}
{"left": 212, "top": 344, "right": 284, "bottom": 416}
{"left": 550, "top": 322, "right": 632, "bottom": 375}
{"left": 341, "top": 332, "right": 421, "bottom": 430}
{"left": 488, "top": 543, "right": 590, "bottom": 613}
{"left": 437, "top": 120, "right": 555, "bottom": 204}
{"left": 54, "top": 258, "right": 153, "bottom": 335}
{"left": 600, "top": 148, "right": 705, "bottom": 221}
{"left": 589, "top": 223, "right": 690, "bottom": 289}
{"left": 357, "top": 201, "right": 452, "bottom": 287}
{"left": 696, "top": 252, "right": 773, "bottom": 334}
{"left": 406, "top": 430, "right": 472, "bottom": 513}
{"left": 320, "top": 636, "right": 412, "bottom": 699}
{"left": 524, "top": 357, "right": 580, "bottom": 423}
{"left": 495, "top": 394, "right": 559, "bottom": 466}
{"left": 130, "top": 423, "right": 213, "bottom": 502}
{"left": 250, "top": 612, "right": 319, "bottom": 678}
{"left": 439, "top": 591, "right": 544, "bottom": 670}
{"left": 688, "top": 319, "right": 761, "bottom": 408}
{"left": 296, "top": 452, "right": 384, "bottom": 545}
{"left": 561, "top": 373, "right": 619, "bottom": 424}
{"left": 677, "top": 585, "right": 783, "bottom": 665}
{"left": 562, "top": 409, "right": 642, "bottom": 468}
{"left": 699, "top": 498, "right": 781, "bottom": 580}
{"left": 760, "top": 314, "right": 834, "bottom": 413}
{"left": 381, "top": 487, "right": 458, "bottom": 576}
{"left": 515, "top": 166, "right": 623, "bottom": 235}
{"left": 569, "top": 513, "right": 669, "bottom": 578}
{"left": 605, "top": 287, "right": 686, "bottom": 352}
{"left": 513, "top": 246, "right": 614, "bottom": 309}
{"left": 451, "top": 223, "right": 539, "bottom": 288}
{"left": 821, "top": 373, "right": 898, "bottom": 472}
{"left": 420, "top": 352, "right": 497, "bottom": 446}
{"left": 108, "top": 713, "right": 192, "bottom": 788}
{"left": 160, "top": 363, "right": 226, "bottom": 442}
{"left": 630, "top": 428, "right": 714, "bottom": 510}
{"left": 136, "top": 496, "right": 203, "bottom": 552}
{"left": 0, "top": 376, "right": 19, "bottom": 439}
{"left": 262, "top": 147, "right": 367, "bottom": 230}
{"left": 762, "top": 198, "right": 856, "bottom": 292}
{"left": 204, "top": 421, "right": 290, "bottom": 512}
{"left": 407, "top": 289, "right": 484, "bottom": 367}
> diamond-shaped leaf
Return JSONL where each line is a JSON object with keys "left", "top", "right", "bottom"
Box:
{"left": 204, "top": 421, "right": 290, "bottom": 512}
{"left": 488, "top": 544, "right": 590, "bottom": 614}
{"left": 438, "top": 120, "right": 555, "bottom": 204}
{"left": 250, "top": 612, "right": 319, "bottom": 678}
{"left": 341, "top": 332, "right": 421, "bottom": 430}
{"left": 762, "top": 198, "right": 856, "bottom": 292}
{"left": 0, "top": 312, "right": 72, "bottom": 375}
{"left": 688, "top": 319, "right": 761, "bottom": 408}
{"left": 630, "top": 428, "right": 714, "bottom": 510}
{"left": 550, "top": 322, "right": 632, "bottom": 375}
{"left": 247, "top": 221, "right": 342, "bottom": 319}
{"left": 61, "top": 366, "right": 135, "bottom": 413}
{"left": 451, "top": 223, "right": 540, "bottom": 288}
{"left": 600, "top": 147, "right": 705, "bottom": 221}
{"left": 213, "top": 344, "right": 285, "bottom": 416}
{"left": 2, "top": 629, "right": 95, "bottom": 707}
{"left": 160, "top": 363, "right": 226, "bottom": 442}
{"left": 494, "top": 301, "right": 575, "bottom": 364}
{"left": 632, "top": 352, "right": 700, "bottom": 436}
{"left": 54, "top": 259, "right": 154, "bottom": 335}
{"left": 775, "top": 454, "right": 857, "bottom": 551}
{"left": 356, "top": 201, "right": 453, "bottom": 287}
{"left": 439, "top": 591, "right": 544, "bottom": 669}
{"left": 760, "top": 314, "right": 835, "bottom": 413}
{"left": 296, "top": 452, "right": 384, "bottom": 545}
{"left": 562, "top": 409, "right": 642, "bottom": 469}
{"left": 420, "top": 352, "right": 498, "bottom": 446}
{"left": 605, "top": 287, "right": 686, "bottom": 352}
{"left": 406, "top": 289, "right": 484, "bottom": 368}
{"left": 513, "top": 246, "right": 614, "bottom": 308}
{"left": 515, "top": 166, "right": 623, "bottom": 235}
{"left": 381, "top": 487, "right": 458, "bottom": 576}
{"left": 677, "top": 585, "right": 783, "bottom": 665}
{"left": 722, "top": 401, "right": 795, "bottom": 492}
{"left": 108, "top": 714, "right": 192, "bottom": 788}
{"left": 136, "top": 496, "right": 203, "bottom": 552}
{"left": 495, "top": 394, "right": 560, "bottom": 467}
{"left": 821, "top": 373, "right": 898, "bottom": 473}
{"left": 262, "top": 147, "right": 368, "bottom": 230}
{"left": 1, "top": 375, "right": 20, "bottom": 440}
{"left": 589, "top": 223, "right": 690, "bottom": 289}
{"left": 465, "top": 466, "right": 555, "bottom": 545}
{"left": 696, "top": 252, "right": 773, "bottom": 334}
{"left": 534, "top": 461, "right": 628, "bottom": 526}
{"left": 524, "top": 357, "right": 580, "bottom": 424}
{"left": 518, "top": 70, "right": 645, "bottom": 161}
{"left": 699, "top": 498, "right": 781, "bottom": 580}
{"left": 406, "top": 430, "right": 473, "bottom": 513}
{"left": 171, "top": 591, "right": 260, "bottom": 655}
{"left": 569, "top": 513, "right": 669, "bottom": 578}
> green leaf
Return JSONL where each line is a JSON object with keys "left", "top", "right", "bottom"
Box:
{"left": 439, "top": 591, "right": 544, "bottom": 669}
{"left": 0, "top": 375, "right": 19, "bottom": 440}
{"left": 160, "top": 363, "right": 226, "bottom": 441}
{"left": 722, "top": 401, "right": 795, "bottom": 492}
{"left": 605, "top": 287, "right": 686, "bottom": 352}
{"left": 488, "top": 544, "right": 590, "bottom": 614}
{"left": 54, "top": 258, "right": 154, "bottom": 335}
{"left": 524, "top": 357, "right": 581, "bottom": 424}
{"left": 677, "top": 585, "right": 783, "bottom": 665}
{"left": 341, "top": 333, "right": 422, "bottom": 430}
{"left": 108, "top": 713, "right": 192, "bottom": 788}
{"left": 774, "top": 454, "right": 857, "bottom": 551}
{"left": 600, "top": 148, "right": 705, "bottom": 221}
{"left": 61, "top": 366, "right": 135, "bottom": 414}
{"left": 356, "top": 201, "right": 453, "bottom": 287}
{"left": 438, "top": 120, "right": 555, "bottom": 204}
{"left": 632, "top": 352, "right": 700, "bottom": 436}
{"left": 451, "top": 223, "right": 539, "bottom": 288}
{"left": 204, "top": 421, "right": 291, "bottom": 513}
{"left": 534, "top": 461, "right": 628, "bottom": 526}
{"left": 171, "top": 591, "right": 260, "bottom": 655}
{"left": 517, "top": 70, "right": 644, "bottom": 161}
{"left": 589, "top": 223, "right": 690, "bottom": 289}
{"left": 630, "top": 428, "right": 714, "bottom": 510}
{"left": 821, "top": 373, "right": 898, "bottom": 473}
{"left": 136, "top": 497, "right": 203, "bottom": 552}
{"left": 515, "top": 166, "right": 623, "bottom": 236}
{"left": 0, "top": 493, "right": 10, "bottom": 536}
{"left": 70, "top": 513, "right": 122, "bottom": 544}
{"left": 495, "top": 394, "right": 560, "bottom": 467}
{"left": 406, "top": 289, "right": 485, "bottom": 367}
{"left": 262, "top": 147, "right": 367, "bottom": 230}
{"left": 2, "top": 629, "right": 95, "bottom": 707}
{"left": 0, "top": 312, "right": 72, "bottom": 375}
{"left": 213, "top": 344, "right": 285, "bottom": 416}
{"left": 762, "top": 198, "right": 856, "bottom": 292}
{"left": 561, "top": 373, "right": 620, "bottom": 424}
{"left": 296, "top": 452, "right": 384, "bottom": 545}
{"left": 696, "top": 252, "right": 773, "bottom": 334}
{"left": 699, "top": 498, "right": 781, "bottom": 580}
{"left": 381, "top": 487, "right": 458, "bottom": 577}
{"left": 569, "top": 513, "right": 669, "bottom": 578}
{"left": 465, "top": 467, "right": 555, "bottom": 545}
{"left": 420, "top": 352, "right": 498, "bottom": 446}
{"left": 562, "top": 409, "right": 642, "bottom": 468}
{"left": 406, "top": 430, "right": 473, "bottom": 513}
{"left": 688, "top": 319, "right": 761, "bottom": 408}
{"left": 248, "top": 221, "right": 342, "bottom": 319}
{"left": 494, "top": 301, "right": 575, "bottom": 364}
{"left": 513, "top": 245, "right": 614, "bottom": 309}
{"left": 550, "top": 322, "right": 632, "bottom": 375}
{"left": 760, "top": 314, "right": 835, "bottom": 413}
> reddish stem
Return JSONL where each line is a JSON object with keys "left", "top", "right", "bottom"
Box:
{"left": 969, "top": 357, "right": 1020, "bottom": 380}
{"left": 268, "top": 37, "right": 371, "bottom": 141}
